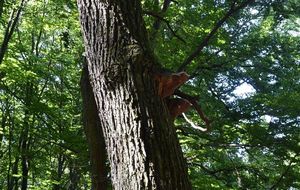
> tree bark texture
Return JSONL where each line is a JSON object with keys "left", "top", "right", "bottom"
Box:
{"left": 77, "top": 0, "right": 191, "bottom": 189}
{"left": 81, "top": 62, "right": 109, "bottom": 190}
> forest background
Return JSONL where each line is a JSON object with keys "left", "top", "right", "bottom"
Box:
{"left": 0, "top": 0, "right": 299, "bottom": 189}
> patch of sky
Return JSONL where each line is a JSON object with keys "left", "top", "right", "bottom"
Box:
{"left": 233, "top": 82, "right": 256, "bottom": 99}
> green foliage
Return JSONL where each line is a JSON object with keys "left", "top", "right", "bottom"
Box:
{"left": 143, "top": 0, "right": 299, "bottom": 189}
{"left": 0, "top": 0, "right": 89, "bottom": 189}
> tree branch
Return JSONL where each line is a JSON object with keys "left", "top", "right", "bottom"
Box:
{"left": 0, "top": 0, "right": 4, "bottom": 19}
{"left": 153, "top": 0, "right": 172, "bottom": 29}
{"left": 151, "top": 0, "right": 171, "bottom": 38}
{"left": 270, "top": 154, "right": 299, "bottom": 190}
{"left": 144, "top": 10, "right": 186, "bottom": 43}
{"left": 177, "top": 0, "right": 254, "bottom": 72}
{"left": 0, "top": 0, "right": 27, "bottom": 65}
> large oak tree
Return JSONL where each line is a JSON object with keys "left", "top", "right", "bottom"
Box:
{"left": 77, "top": 0, "right": 191, "bottom": 189}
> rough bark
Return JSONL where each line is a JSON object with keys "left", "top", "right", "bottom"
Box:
{"left": 77, "top": 0, "right": 191, "bottom": 189}
{"left": 81, "top": 62, "right": 109, "bottom": 190}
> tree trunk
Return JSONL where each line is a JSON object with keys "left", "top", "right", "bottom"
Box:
{"left": 0, "top": 0, "right": 26, "bottom": 66}
{"left": 52, "top": 154, "right": 65, "bottom": 190}
{"left": 77, "top": 0, "right": 191, "bottom": 189}
{"left": 68, "top": 160, "right": 81, "bottom": 190}
{"left": 0, "top": 98, "right": 9, "bottom": 150}
{"left": 7, "top": 158, "right": 19, "bottom": 190}
{"left": 0, "top": 0, "right": 4, "bottom": 19}
{"left": 20, "top": 110, "right": 29, "bottom": 190}
{"left": 81, "top": 62, "right": 109, "bottom": 190}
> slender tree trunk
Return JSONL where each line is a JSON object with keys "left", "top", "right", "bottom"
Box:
{"left": 7, "top": 158, "right": 19, "bottom": 190}
{"left": 0, "top": 99, "right": 9, "bottom": 150}
{"left": 20, "top": 79, "right": 34, "bottom": 190}
{"left": 52, "top": 154, "right": 65, "bottom": 190}
{"left": 77, "top": 0, "right": 191, "bottom": 189}
{"left": 81, "top": 62, "right": 109, "bottom": 190}
{"left": 20, "top": 110, "right": 29, "bottom": 190}
{"left": 7, "top": 110, "right": 16, "bottom": 190}
{"left": 0, "top": 0, "right": 4, "bottom": 19}
{"left": 0, "top": 0, "right": 26, "bottom": 66}
{"left": 68, "top": 160, "right": 81, "bottom": 190}
{"left": 52, "top": 60, "right": 67, "bottom": 190}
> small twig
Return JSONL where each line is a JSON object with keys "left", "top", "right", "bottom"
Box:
{"left": 269, "top": 154, "right": 299, "bottom": 190}
{"left": 151, "top": 0, "right": 173, "bottom": 39}
{"left": 144, "top": 10, "right": 186, "bottom": 43}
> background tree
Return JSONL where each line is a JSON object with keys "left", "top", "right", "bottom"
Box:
{"left": 0, "top": 1, "right": 90, "bottom": 189}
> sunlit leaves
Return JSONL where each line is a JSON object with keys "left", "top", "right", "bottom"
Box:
{"left": 0, "top": 0, "right": 89, "bottom": 189}
{"left": 142, "top": 0, "right": 300, "bottom": 188}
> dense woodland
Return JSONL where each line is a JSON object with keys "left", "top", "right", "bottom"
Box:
{"left": 0, "top": 0, "right": 299, "bottom": 189}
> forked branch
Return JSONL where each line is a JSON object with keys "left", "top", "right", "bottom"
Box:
{"left": 144, "top": 10, "right": 186, "bottom": 43}
{"left": 177, "top": 0, "right": 255, "bottom": 72}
